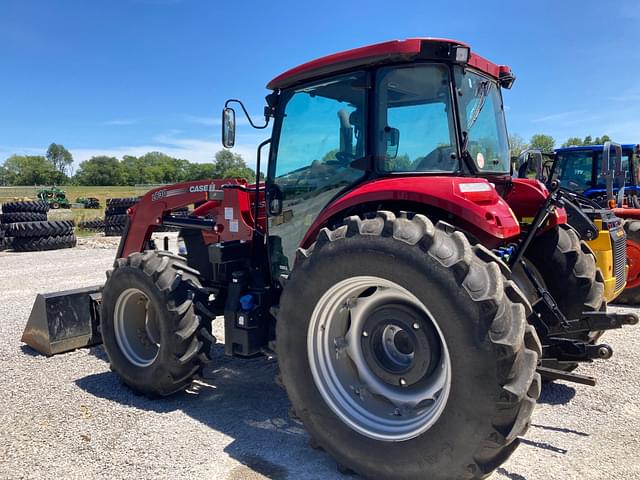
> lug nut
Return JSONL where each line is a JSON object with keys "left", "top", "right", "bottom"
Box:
{"left": 412, "top": 323, "right": 420, "bottom": 330}
{"left": 399, "top": 378, "right": 407, "bottom": 386}
{"left": 362, "top": 331, "right": 368, "bottom": 337}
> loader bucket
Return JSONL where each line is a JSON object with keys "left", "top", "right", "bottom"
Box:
{"left": 22, "top": 286, "right": 103, "bottom": 356}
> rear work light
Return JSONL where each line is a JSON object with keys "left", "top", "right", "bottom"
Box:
{"left": 455, "top": 46, "right": 470, "bottom": 63}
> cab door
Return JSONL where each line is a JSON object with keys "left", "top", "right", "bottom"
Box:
{"left": 266, "top": 72, "right": 368, "bottom": 275}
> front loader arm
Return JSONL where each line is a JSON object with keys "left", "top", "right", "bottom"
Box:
{"left": 117, "top": 179, "right": 256, "bottom": 259}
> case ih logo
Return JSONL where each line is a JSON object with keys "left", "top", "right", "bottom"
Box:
{"left": 189, "top": 184, "right": 216, "bottom": 193}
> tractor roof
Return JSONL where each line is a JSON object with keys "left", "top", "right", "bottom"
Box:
{"left": 267, "top": 38, "right": 511, "bottom": 90}
{"left": 555, "top": 144, "right": 638, "bottom": 153}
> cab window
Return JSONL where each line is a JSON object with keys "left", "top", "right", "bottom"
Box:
{"left": 376, "top": 64, "right": 457, "bottom": 172}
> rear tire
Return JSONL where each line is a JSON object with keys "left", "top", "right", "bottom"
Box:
{"left": 277, "top": 212, "right": 540, "bottom": 480}
{"left": 521, "top": 224, "right": 606, "bottom": 379}
{"left": 11, "top": 234, "right": 76, "bottom": 251}
{"left": 8, "top": 220, "right": 75, "bottom": 238}
{"left": 105, "top": 223, "right": 125, "bottom": 236}
{"left": 0, "top": 212, "right": 48, "bottom": 223}
{"left": 101, "top": 250, "right": 215, "bottom": 396}
{"left": 1, "top": 201, "right": 49, "bottom": 213}
{"left": 524, "top": 224, "right": 605, "bottom": 319}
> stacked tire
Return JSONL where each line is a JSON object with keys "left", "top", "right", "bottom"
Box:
{"left": 105, "top": 197, "right": 139, "bottom": 237}
{"left": 0, "top": 223, "right": 9, "bottom": 251}
{"left": 77, "top": 218, "right": 105, "bottom": 232}
{"left": 0, "top": 201, "right": 76, "bottom": 252}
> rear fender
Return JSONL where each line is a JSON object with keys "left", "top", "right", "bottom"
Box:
{"left": 302, "top": 177, "right": 520, "bottom": 249}
{"left": 504, "top": 178, "right": 567, "bottom": 226}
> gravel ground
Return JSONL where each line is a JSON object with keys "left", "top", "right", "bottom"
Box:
{"left": 1, "top": 242, "right": 639, "bottom": 479}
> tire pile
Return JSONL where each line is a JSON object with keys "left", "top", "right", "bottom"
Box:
{"left": 0, "top": 201, "right": 76, "bottom": 252}
{"left": 77, "top": 218, "right": 105, "bottom": 232}
{"left": 105, "top": 197, "right": 139, "bottom": 237}
{"left": 76, "top": 197, "right": 188, "bottom": 237}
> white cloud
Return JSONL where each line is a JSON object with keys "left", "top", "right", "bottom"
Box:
{"left": 532, "top": 110, "right": 586, "bottom": 123}
{"left": 103, "top": 119, "right": 138, "bottom": 126}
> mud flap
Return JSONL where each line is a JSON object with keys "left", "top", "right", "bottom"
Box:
{"left": 22, "top": 286, "right": 103, "bottom": 356}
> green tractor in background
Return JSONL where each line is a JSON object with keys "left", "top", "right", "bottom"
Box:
{"left": 37, "top": 186, "right": 70, "bottom": 209}
{"left": 75, "top": 197, "right": 101, "bottom": 209}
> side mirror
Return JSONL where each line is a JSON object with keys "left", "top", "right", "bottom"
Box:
{"left": 222, "top": 107, "right": 236, "bottom": 148}
{"left": 515, "top": 149, "right": 544, "bottom": 180}
{"left": 385, "top": 127, "right": 400, "bottom": 159}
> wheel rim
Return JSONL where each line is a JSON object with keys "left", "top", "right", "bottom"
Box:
{"left": 114, "top": 288, "right": 161, "bottom": 367}
{"left": 307, "top": 276, "right": 451, "bottom": 442}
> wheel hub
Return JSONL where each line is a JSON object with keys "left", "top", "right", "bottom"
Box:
{"left": 114, "top": 288, "right": 160, "bottom": 368}
{"left": 360, "top": 305, "right": 441, "bottom": 387}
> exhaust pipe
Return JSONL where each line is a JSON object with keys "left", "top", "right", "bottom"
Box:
{"left": 22, "top": 286, "right": 103, "bottom": 356}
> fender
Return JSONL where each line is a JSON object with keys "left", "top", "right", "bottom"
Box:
{"left": 302, "top": 176, "right": 521, "bottom": 248}
{"left": 504, "top": 178, "right": 567, "bottom": 225}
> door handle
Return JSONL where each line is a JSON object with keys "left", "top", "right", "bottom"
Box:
{"left": 267, "top": 184, "right": 283, "bottom": 216}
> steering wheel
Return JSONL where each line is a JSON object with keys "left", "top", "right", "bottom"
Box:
{"left": 326, "top": 151, "right": 356, "bottom": 166}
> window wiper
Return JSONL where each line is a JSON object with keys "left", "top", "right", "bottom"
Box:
{"left": 460, "top": 81, "right": 490, "bottom": 155}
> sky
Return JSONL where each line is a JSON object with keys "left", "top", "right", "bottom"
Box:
{"left": 1, "top": 0, "right": 638, "bottom": 171}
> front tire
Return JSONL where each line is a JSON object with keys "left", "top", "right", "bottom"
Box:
{"left": 101, "top": 250, "right": 215, "bottom": 396}
{"left": 524, "top": 224, "right": 605, "bottom": 319}
{"left": 277, "top": 212, "right": 541, "bottom": 480}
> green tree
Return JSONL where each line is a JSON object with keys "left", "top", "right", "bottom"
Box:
{"left": 213, "top": 150, "right": 256, "bottom": 181}
{"left": 185, "top": 162, "right": 216, "bottom": 180}
{"left": 2, "top": 155, "right": 64, "bottom": 185}
{"left": 0, "top": 165, "right": 8, "bottom": 186}
{"left": 75, "top": 156, "right": 124, "bottom": 185}
{"left": 385, "top": 153, "right": 412, "bottom": 171}
{"left": 529, "top": 134, "right": 555, "bottom": 153}
{"left": 509, "top": 134, "right": 528, "bottom": 157}
{"left": 46, "top": 143, "right": 73, "bottom": 176}
{"left": 561, "top": 137, "right": 583, "bottom": 147}
{"left": 561, "top": 135, "right": 612, "bottom": 147}
{"left": 120, "top": 155, "right": 143, "bottom": 185}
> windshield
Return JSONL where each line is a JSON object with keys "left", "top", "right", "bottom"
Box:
{"left": 376, "top": 64, "right": 458, "bottom": 172}
{"left": 553, "top": 150, "right": 594, "bottom": 192}
{"left": 454, "top": 67, "right": 510, "bottom": 173}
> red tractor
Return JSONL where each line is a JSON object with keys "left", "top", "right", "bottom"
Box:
{"left": 23, "top": 38, "right": 638, "bottom": 479}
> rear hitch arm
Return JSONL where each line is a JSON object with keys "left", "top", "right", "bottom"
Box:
{"left": 548, "top": 311, "right": 639, "bottom": 337}
{"left": 543, "top": 338, "right": 614, "bottom": 362}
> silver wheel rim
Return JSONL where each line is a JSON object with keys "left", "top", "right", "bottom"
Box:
{"left": 114, "top": 288, "right": 161, "bottom": 367}
{"left": 307, "top": 276, "right": 451, "bottom": 442}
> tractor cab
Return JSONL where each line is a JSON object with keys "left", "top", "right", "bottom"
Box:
{"left": 224, "top": 38, "right": 518, "bottom": 267}
{"left": 551, "top": 143, "right": 640, "bottom": 207}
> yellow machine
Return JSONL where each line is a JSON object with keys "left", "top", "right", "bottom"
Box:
{"left": 588, "top": 215, "right": 627, "bottom": 301}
